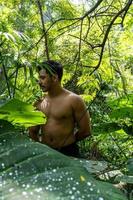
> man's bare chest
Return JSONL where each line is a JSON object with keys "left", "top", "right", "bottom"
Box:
{"left": 39, "top": 98, "right": 73, "bottom": 119}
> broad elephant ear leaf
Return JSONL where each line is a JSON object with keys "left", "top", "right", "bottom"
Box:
{"left": 0, "top": 98, "right": 45, "bottom": 127}
{"left": 0, "top": 127, "right": 127, "bottom": 200}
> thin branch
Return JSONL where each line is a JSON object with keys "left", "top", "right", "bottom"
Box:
{"left": 57, "top": 20, "right": 80, "bottom": 32}
{"left": 89, "top": 0, "right": 132, "bottom": 75}
{"left": 13, "top": 63, "right": 19, "bottom": 98}
{"left": 108, "top": 38, "right": 128, "bottom": 95}
{"left": 40, "top": 0, "right": 104, "bottom": 35}
{"left": 22, "top": 34, "right": 45, "bottom": 55}
{"left": 21, "top": 0, "right": 105, "bottom": 56}
{"left": 94, "top": 13, "right": 104, "bottom": 32}
{"left": 109, "top": 133, "right": 128, "bottom": 159}
{"left": 114, "top": 62, "right": 128, "bottom": 95}
{"left": 46, "top": 17, "right": 81, "bottom": 33}
{"left": 22, "top": 0, "right": 132, "bottom": 68}
{"left": 82, "top": 0, "right": 104, "bottom": 19}
{"left": 96, "top": 0, "right": 116, "bottom": 14}
{"left": 1, "top": 62, "right": 12, "bottom": 99}
{"left": 52, "top": 24, "right": 82, "bottom": 42}
{"left": 22, "top": 20, "right": 81, "bottom": 56}
{"left": 84, "top": 16, "right": 91, "bottom": 39}
{"left": 36, "top": 0, "right": 50, "bottom": 60}
{"left": 77, "top": 19, "right": 84, "bottom": 62}
{"left": 121, "top": 0, "right": 132, "bottom": 26}
{"left": 46, "top": 0, "right": 104, "bottom": 32}
{"left": 69, "top": 34, "right": 102, "bottom": 49}
{"left": 107, "top": 39, "right": 114, "bottom": 82}
{"left": 0, "top": 64, "right": 27, "bottom": 94}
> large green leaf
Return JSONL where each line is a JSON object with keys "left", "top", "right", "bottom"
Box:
{"left": 0, "top": 128, "right": 127, "bottom": 200}
{"left": 0, "top": 99, "right": 45, "bottom": 127}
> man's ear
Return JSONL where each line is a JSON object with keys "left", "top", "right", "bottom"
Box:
{"left": 52, "top": 74, "right": 58, "bottom": 82}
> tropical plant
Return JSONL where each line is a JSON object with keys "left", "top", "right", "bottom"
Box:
{"left": 0, "top": 0, "right": 133, "bottom": 199}
{"left": 0, "top": 99, "right": 45, "bottom": 127}
{"left": 0, "top": 122, "right": 128, "bottom": 200}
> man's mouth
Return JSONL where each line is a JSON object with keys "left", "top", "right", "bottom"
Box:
{"left": 40, "top": 85, "right": 45, "bottom": 89}
{"left": 40, "top": 85, "right": 45, "bottom": 88}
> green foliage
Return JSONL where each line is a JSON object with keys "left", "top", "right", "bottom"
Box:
{"left": 0, "top": 0, "right": 132, "bottom": 102}
{"left": 93, "top": 122, "right": 121, "bottom": 135}
{"left": 110, "top": 107, "right": 133, "bottom": 121}
{"left": 108, "top": 94, "right": 133, "bottom": 109}
{"left": 114, "top": 158, "right": 133, "bottom": 185}
{"left": 127, "top": 158, "right": 133, "bottom": 176}
{"left": 0, "top": 119, "right": 16, "bottom": 133}
{"left": 0, "top": 0, "right": 133, "bottom": 198}
{"left": 92, "top": 94, "right": 133, "bottom": 136}
{"left": 0, "top": 98, "right": 45, "bottom": 127}
{"left": 0, "top": 128, "right": 127, "bottom": 200}
{"left": 108, "top": 94, "right": 133, "bottom": 135}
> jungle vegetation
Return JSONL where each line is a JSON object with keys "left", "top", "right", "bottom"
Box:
{"left": 0, "top": 0, "right": 133, "bottom": 199}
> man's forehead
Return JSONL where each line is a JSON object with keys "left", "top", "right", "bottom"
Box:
{"left": 39, "top": 69, "right": 47, "bottom": 75}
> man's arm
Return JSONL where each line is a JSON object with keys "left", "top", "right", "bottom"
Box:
{"left": 72, "top": 95, "right": 91, "bottom": 142}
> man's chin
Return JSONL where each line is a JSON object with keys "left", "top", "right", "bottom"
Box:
{"left": 41, "top": 87, "right": 47, "bottom": 92}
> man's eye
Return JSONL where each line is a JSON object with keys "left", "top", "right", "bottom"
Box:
{"left": 39, "top": 76, "right": 45, "bottom": 79}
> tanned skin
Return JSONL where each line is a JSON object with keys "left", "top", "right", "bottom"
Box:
{"left": 29, "top": 69, "right": 91, "bottom": 149}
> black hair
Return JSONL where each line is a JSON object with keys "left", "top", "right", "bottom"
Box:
{"left": 37, "top": 60, "right": 63, "bottom": 81}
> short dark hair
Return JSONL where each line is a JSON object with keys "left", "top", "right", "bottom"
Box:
{"left": 37, "top": 60, "right": 63, "bottom": 81}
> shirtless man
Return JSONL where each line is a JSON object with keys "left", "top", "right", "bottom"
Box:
{"left": 29, "top": 60, "right": 91, "bottom": 157}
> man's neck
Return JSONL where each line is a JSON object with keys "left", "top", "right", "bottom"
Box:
{"left": 48, "top": 84, "right": 64, "bottom": 98}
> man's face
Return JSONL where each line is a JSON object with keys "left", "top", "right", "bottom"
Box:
{"left": 38, "top": 69, "right": 52, "bottom": 92}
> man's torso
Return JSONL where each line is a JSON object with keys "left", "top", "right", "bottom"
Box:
{"left": 36, "top": 90, "right": 76, "bottom": 148}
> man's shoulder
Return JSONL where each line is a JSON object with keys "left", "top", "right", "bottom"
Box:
{"left": 65, "top": 91, "right": 87, "bottom": 112}
{"left": 64, "top": 89, "right": 83, "bottom": 104}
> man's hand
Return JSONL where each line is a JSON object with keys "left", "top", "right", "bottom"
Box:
{"left": 29, "top": 125, "right": 40, "bottom": 142}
